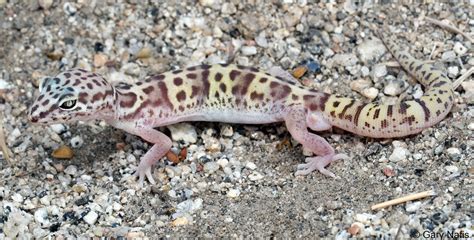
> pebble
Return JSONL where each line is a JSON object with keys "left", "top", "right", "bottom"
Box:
{"left": 168, "top": 123, "right": 198, "bottom": 144}
{"left": 227, "top": 189, "right": 240, "bottom": 198}
{"left": 217, "top": 158, "right": 229, "bottom": 168}
{"left": 441, "top": 51, "right": 456, "bottom": 61}
{"left": 248, "top": 172, "right": 264, "bottom": 181}
{"left": 241, "top": 46, "right": 257, "bottom": 56}
{"left": 357, "top": 39, "right": 386, "bottom": 64}
{"left": 350, "top": 79, "right": 372, "bottom": 93}
{"left": 204, "top": 162, "right": 219, "bottom": 173}
{"left": 38, "top": 0, "right": 53, "bottom": 9}
{"left": 255, "top": 32, "right": 268, "bottom": 48}
{"left": 49, "top": 124, "right": 66, "bottom": 134}
{"left": 453, "top": 42, "right": 467, "bottom": 55}
{"left": 362, "top": 88, "right": 379, "bottom": 100}
{"left": 446, "top": 147, "right": 461, "bottom": 160}
{"left": 384, "top": 79, "right": 407, "bottom": 96}
{"left": 70, "top": 136, "right": 83, "bottom": 148}
{"left": 172, "top": 217, "right": 189, "bottom": 226}
{"left": 245, "top": 161, "right": 257, "bottom": 170}
{"left": 34, "top": 208, "right": 49, "bottom": 224}
{"left": 83, "top": 211, "right": 99, "bottom": 225}
{"left": 468, "top": 122, "right": 474, "bottom": 130}
{"left": 445, "top": 165, "right": 458, "bottom": 173}
{"left": 12, "top": 193, "right": 24, "bottom": 203}
{"left": 372, "top": 64, "right": 388, "bottom": 80}
{"left": 332, "top": 53, "right": 358, "bottom": 66}
{"left": 0, "top": 79, "right": 12, "bottom": 89}
{"left": 354, "top": 213, "right": 378, "bottom": 225}
{"left": 64, "top": 165, "right": 78, "bottom": 176}
{"left": 93, "top": 54, "right": 108, "bottom": 68}
{"left": 406, "top": 202, "right": 422, "bottom": 213}
{"left": 221, "top": 125, "right": 234, "bottom": 137}
{"left": 52, "top": 146, "right": 74, "bottom": 159}
{"left": 389, "top": 147, "right": 410, "bottom": 162}
{"left": 447, "top": 66, "right": 459, "bottom": 78}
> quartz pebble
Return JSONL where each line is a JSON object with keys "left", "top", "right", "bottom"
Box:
{"left": 357, "top": 39, "right": 386, "bottom": 64}
{"left": 453, "top": 42, "right": 467, "bottom": 55}
{"left": 168, "top": 123, "right": 198, "bottom": 144}
{"left": 83, "top": 211, "right": 99, "bottom": 225}
{"left": 70, "top": 136, "right": 83, "bottom": 148}
{"left": 227, "top": 189, "right": 240, "bottom": 198}
{"left": 241, "top": 46, "right": 257, "bottom": 56}
{"left": 389, "top": 147, "right": 409, "bottom": 162}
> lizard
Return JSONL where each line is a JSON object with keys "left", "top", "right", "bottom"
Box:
{"left": 28, "top": 31, "right": 454, "bottom": 186}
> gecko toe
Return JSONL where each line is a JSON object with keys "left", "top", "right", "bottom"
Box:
{"left": 295, "top": 154, "right": 346, "bottom": 178}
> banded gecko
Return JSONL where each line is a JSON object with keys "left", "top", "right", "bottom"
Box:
{"left": 28, "top": 32, "right": 454, "bottom": 185}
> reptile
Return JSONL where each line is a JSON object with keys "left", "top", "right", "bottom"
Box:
{"left": 28, "top": 31, "right": 454, "bottom": 186}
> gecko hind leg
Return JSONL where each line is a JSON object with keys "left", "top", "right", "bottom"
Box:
{"left": 285, "top": 107, "right": 347, "bottom": 177}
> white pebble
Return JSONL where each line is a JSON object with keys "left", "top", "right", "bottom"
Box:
{"left": 70, "top": 136, "right": 83, "bottom": 148}
{"left": 168, "top": 123, "right": 198, "bottom": 144}
{"left": 8, "top": 128, "right": 21, "bottom": 142}
{"left": 241, "top": 46, "right": 257, "bottom": 56}
{"left": 248, "top": 172, "right": 264, "bottom": 181}
{"left": 64, "top": 165, "right": 78, "bottom": 176}
{"left": 49, "top": 124, "right": 66, "bottom": 134}
{"left": 362, "top": 87, "right": 379, "bottom": 100}
{"left": 217, "top": 158, "right": 229, "bottom": 168}
{"left": 468, "top": 122, "right": 474, "bottom": 130}
{"left": 83, "top": 211, "right": 99, "bottom": 225}
{"left": 255, "top": 32, "right": 268, "bottom": 48}
{"left": 445, "top": 165, "right": 458, "bottom": 173}
{"left": 441, "top": 51, "right": 456, "bottom": 61}
{"left": 34, "top": 208, "right": 49, "bottom": 224}
{"left": 245, "top": 162, "right": 257, "bottom": 170}
{"left": 447, "top": 66, "right": 459, "bottom": 78}
{"left": 360, "top": 66, "right": 370, "bottom": 77}
{"left": 405, "top": 202, "right": 421, "bottom": 213}
{"left": 0, "top": 79, "right": 13, "bottom": 90}
{"left": 389, "top": 147, "right": 409, "bottom": 162}
{"left": 446, "top": 147, "right": 461, "bottom": 156}
{"left": 226, "top": 189, "right": 240, "bottom": 198}
{"left": 453, "top": 42, "right": 467, "bottom": 55}
{"left": 372, "top": 64, "right": 387, "bottom": 79}
{"left": 354, "top": 213, "right": 377, "bottom": 225}
{"left": 12, "top": 193, "right": 24, "bottom": 203}
{"left": 112, "top": 202, "right": 122, "bottom": 211}
{"left": 204, "top": 162, "right": 219, "bottom": 173}
{"left": 357, "top": 39, "right": 386, "bottom": 64}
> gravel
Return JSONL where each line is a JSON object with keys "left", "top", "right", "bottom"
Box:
{"left": 0, "top": 1, "right": 473, "bottom": 238}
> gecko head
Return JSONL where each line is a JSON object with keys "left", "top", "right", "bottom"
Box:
{"left": 29, "top": 69, "right": 116, "bottom": 124}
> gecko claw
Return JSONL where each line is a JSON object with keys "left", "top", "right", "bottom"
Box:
{"left": 295, "top": 153, "right": 348, "bottom": 177}
{"left": 133, "top": 164, "right": 156, "bottom": 187}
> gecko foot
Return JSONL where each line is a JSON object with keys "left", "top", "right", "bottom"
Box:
{"left": 295, "top": 153, "right": 348, "bottom": 177}
{"left": 133, "top": 161, "right": 156, "bottom": 187}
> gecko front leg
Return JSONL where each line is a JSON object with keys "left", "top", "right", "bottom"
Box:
{"left": 284, "top": 107, "right": 347, "bottom": 177}
{"left": 120, "top": 126, "right": 172, "bottom": 186}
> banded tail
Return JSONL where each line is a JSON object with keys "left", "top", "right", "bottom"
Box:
{"left": 319, "top": 31, "right": 454, "bottom": 138}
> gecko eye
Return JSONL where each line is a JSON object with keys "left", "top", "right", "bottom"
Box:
{"left": 59, "top": 99, "right": 77, "bottom": 110}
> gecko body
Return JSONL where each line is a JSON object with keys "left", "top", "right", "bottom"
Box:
{"left": 29, "top": 32, "right": 455, "bottom": 185}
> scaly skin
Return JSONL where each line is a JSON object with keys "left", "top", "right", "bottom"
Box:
{"left": 29, "top": 32, "right": 454, "bottom": 186}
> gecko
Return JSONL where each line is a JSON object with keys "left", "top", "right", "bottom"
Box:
{"left": 28, "top": 31, "right": 454, "bottom": 186}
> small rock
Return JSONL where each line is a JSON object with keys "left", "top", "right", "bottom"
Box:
{"left": 362, "top": 88, "right": 379, "bottom": 100}
{"left": 0, "top": 79, "right": 13, "bottom": 89}
{"left": 168, "top": 123, "right": 197, "bottom": 144}
{"left": 34, "top": 208, "right": 49, "bottom": 224}
{"left": 245, "top": 162, "right": 257, "bottom": 170}
{"left": 373, "top": 64, "right": 387, "bottom": 79}
{"left": 447, "top": 66, "right": 459, "bottom": 78}
{"left": 12, "top": 193, "right": 24, "bottom": 203}
{"left": 445, "top": 165, "right": 458, "bottom": 173}
{"left": 468, "top": 122, "right": 474, "bottom": 130}
{"left": 384, "top": 79, "right": 407, "bottom": 96}
{"left": 248, "top": 172, "right": 263, "bottom": 181}
{"left": 357, "top": 39, "right": 386, "bottom": 64}
{"left": 70, "top": 136, "right": 83, "bottom": 148}
{"left": 350, "top": 79, "right": 372, "bottom": 93}
{"left": 52, "top": 146, "right": 74, "bottom": 159}
{"left": 360, "top": 66, "right": 370, "bottom": 77}
{"left": 38, "top": 0, "right": 53, "bottom": 9}
{"left": 49, "top": 124, "right": 66, "bottom": 134}
{"left": 446, "top": 147, "right": 461, "bottom": 159}
{"left": 453, "top": 42, "right": 467, "bottom": 55}
{"left": 93, "top": 54, "right": 108, "bottom": 68}
{"left": 83, "top": 211, "right": 98, "bottom": 225}
{"left": 227, "top": 189, "right": 240, "bottom": 198}
{"left": 241, "top": 46, "right": 257, "bottom": 56}
{"left": 332, "top": 53, "right": 358, "bottom": 66}
{"left": 389, "top": 147, "right": 410, "bottom": 162}
{"left": 172, "top": 217, "right": 189, "bottom": 226}
{"left": 255, "top": 32, "right": 268, "bottom": 48}
{"left": 221, "top": 125, "right": 234, "bottom": 137}
{"left": 203, "top": 162, "right": 219, "bottom": 174}
{"left": 64, "top": 165, "right": 78, "bottom": 176}
{"left": 136, "top": 47, "right": 152, "bottom": 59}
{"left": 217, "top": 158, "right": 229, "bottom": 168}
{"left": 441, "top": 51, "right": 456, "bottom": 61}
{"left": 354, "top": 213, "right": 377, "bottom": 225}
{"left": 347, "top": 222, "right": 362, "bottom": 236}
{"left": 406, "top": 202, "right": 422, "bottom": 213}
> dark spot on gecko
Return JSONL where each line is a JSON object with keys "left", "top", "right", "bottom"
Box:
{"left": 157, "top": 81, "right": 173, "bottom": 109}
{"left": 292, "top": 94, "right": 298, "bottom": 100}
{"left": 432, "top": 81, "right": 448, "bottom": 88}
{"left": 436, "top": 110, "right": 441, "bottom": 116}
{"left": 172, "top": 69, "right": 183, "bottom": 74}
{"left": 64, "top": 73, "right": 71, "bottom": 78}
{"left": 42, "top": 99, "right": 49, "bottom": 106}
{"left": 414, "top": 99, "right": 430, "bottom": 122}
{"left": 319, "top": 93, "right": 330, "bottom": 112}
{"left": 73, "top": 79, "right": 81, "bottom": 86}
{"left": 250, "top": 91, "right": 264, "bottom": 101}
{"left": 191, "top": 86, "right": 200, "bottom": 98}
{"left": 387, "top": 105, "right": 393, "bottom": 117}
{"left": 179, "top": 106, "right": 185, "bottom": 112}
{"left": 176, "top": 90, "right": 186, "bottom": 102}
{"left": 229, "top": 70, "right": 241, "bottom": 81}
{"left": 154, "top": 74, "right": 165, "bottom": 81}
{"left": 74, "top": 72, "right": 81, "bottom": 76}
{"left": 381, "top": 119, "right": 388, "bottom": 129}
{"left": 415, "top": 64, "right": 423, "bottom": 71}
{"left": 399, "top": 102, "right": 409, "bottom": 115}
{"left": 436, "top": 98, "right": 442, "bottom": 103}
{"left": 86, "top": 83, "right": 93, "bottom": 89}
{"left": 201, "top": 65, "right": 212, "bottom": 70}
{"left": 78, "top": 92, "right": 88, "bottom": 104}
{"left": 215, "top": 73, "right": 223, "bottom": 81}
{"left": 186, "top": 73, "right": 197, "bottom": 79}
{"left": 142, "top": 86, "right": 154, "bottom": 94}
{"left": 201, "top": 70, "right": 210, "bottom": 97}
{"left": 220, "top": 63, "right": 229, "bottom": 68}
{"left": 219, "top": 83, "right": 226, "bottom": 92}
{"left": 337, "top": 99, "right": 355, "bottom": 119}
{"left": 259, "top": 77, "right": 268, "bottom": 83}
{"left": 373, "top": 108, "right": 380, "bottom": 119}
{"left": 174, "top": 77, "right": 183, "bottom": 86}
{"left": 187, "top": 66, "right": 197, "bottom": 71}
{"left": 332, "top": 101, "right": 340, "bottom": 108}
{"left": 352, "top": 104, "right": 365, "bottom": 126}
